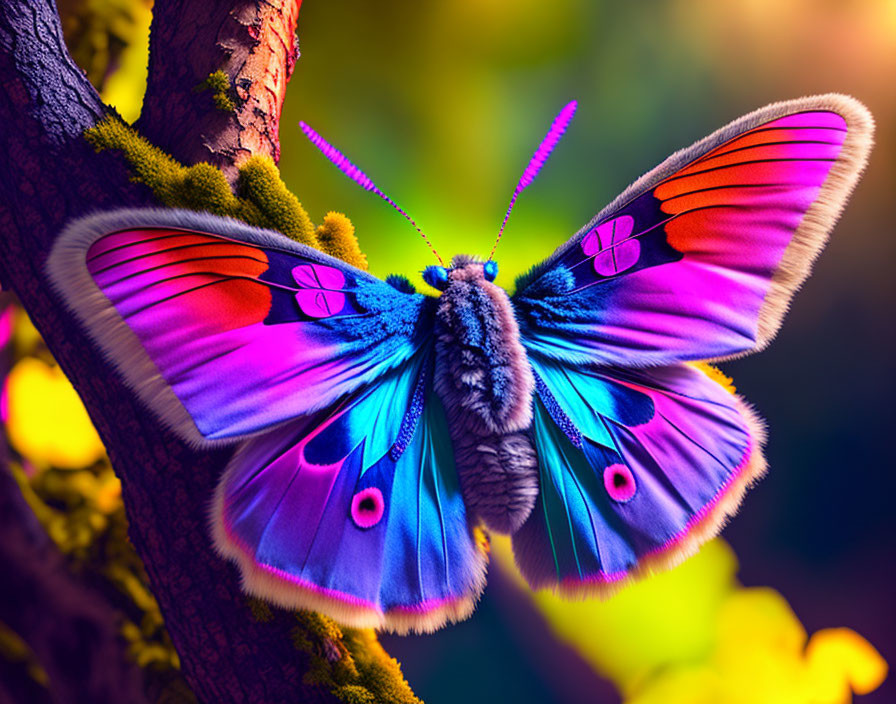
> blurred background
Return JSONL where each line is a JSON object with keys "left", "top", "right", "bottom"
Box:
{"left": 2, "top": 0, "right": 894, "bottom": 702}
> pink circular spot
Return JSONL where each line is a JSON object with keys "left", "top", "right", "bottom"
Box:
{"left": 351, "top": 488, "right": 385, "bottom": 529}
{"left": 603, "top": 464, "right": 636, "bottom": 502}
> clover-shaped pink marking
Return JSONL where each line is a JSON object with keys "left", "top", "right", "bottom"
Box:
{"left": 581, "top": 215, "right": 639, "bottom": 276}
{"left": 292, "top": 263, "right": 347, "bottom": 318}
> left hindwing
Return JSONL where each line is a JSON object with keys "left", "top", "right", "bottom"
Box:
{"left": 512, "top": 94, "right": 873, "bottom": 366}
{"left": 212, "top": 349, "right": 488, "bottom": 633}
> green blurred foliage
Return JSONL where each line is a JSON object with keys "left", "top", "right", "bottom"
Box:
{"left": 59, "top": 0, "right": 152, "bottom": 121}
{"left": 283, "top": 0, "right": 895, "bottom": 294}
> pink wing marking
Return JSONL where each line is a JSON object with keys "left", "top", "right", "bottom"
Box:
{"left": 603, "top": 463, "right": 637, "bottom": 503}
{"left": 292, "top": 263, "right": 348, "bottom": 318}
{"left": 581, "top": 215, "right": 639, "bottom": 276}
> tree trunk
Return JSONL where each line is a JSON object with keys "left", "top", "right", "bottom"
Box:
{"left": 137, "top": 0, "right": 301, "bottom": 182}
{"left": 0, "top": 2, "right": 416, "bottom": 702}
{"left": 0, "top": 453, "right": 148, "bottom": 704}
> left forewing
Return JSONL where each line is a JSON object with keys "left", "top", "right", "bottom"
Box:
{"left": 47, "top": 208, "right": 432, "bottom": 446}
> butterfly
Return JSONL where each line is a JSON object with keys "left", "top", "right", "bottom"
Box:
{"left": 47, "top": 94, "right": 873, "bottom": 634}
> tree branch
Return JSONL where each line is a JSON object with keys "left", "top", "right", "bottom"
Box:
{"left": 0, "top": 2, "right": 415, "bottom": 702}
{"left": 0, "top": 458, "right": 148, "bottom": 704}
{"left": 136, "top": 0, "right": 302, "bottom": 181}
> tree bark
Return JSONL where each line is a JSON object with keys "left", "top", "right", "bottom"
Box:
{"left": 136, "top": 0, "right": 302, "bottom": 182}
{"left": 0, "top": 2, "right": 390, "bottom": 702}
{"left": 0, "top": 459, "right": 149, "bottom": 704}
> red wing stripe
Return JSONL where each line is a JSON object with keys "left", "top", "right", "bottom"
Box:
{"left": 696, "top": 138, "right": 844, "bottom": 163}
{"left": 90, "top": 241, "right": 267, "bottom": 276}
{"left": 658, "top": 157, "right": 837, "bottom": 186}
{"left": 658, "top": 182, "right": 795, "bottom": 203}
{"left": 86, "top": 230, "right": 226, "bottom": 262}
{"left": 98, "top": 254, "right": 279, "bottom": 289}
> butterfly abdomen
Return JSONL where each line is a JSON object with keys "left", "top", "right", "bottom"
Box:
{"left": 434, "top": 258, "right": 537, "bottom": 533}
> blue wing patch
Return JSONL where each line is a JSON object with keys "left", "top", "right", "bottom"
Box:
{"left": 212, "top": 351, "right": 487, "bottom": 633}
{"left": 513, "top": 358, "right": 765, "bottom": 594}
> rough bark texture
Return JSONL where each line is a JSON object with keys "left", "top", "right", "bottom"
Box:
{"left": 0, "top": 458, "right": 148, "bottom": 704}
{"left": 0, "top": 2, "right": 385, "bottom": 702}
{"left": 136, "top": 0, "right": 301, "bottom": 182}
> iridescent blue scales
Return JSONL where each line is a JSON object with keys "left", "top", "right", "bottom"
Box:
{"left": 47, "top": 94, "right": 873, "bottom": 632}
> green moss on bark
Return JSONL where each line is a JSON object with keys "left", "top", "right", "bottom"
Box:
{"left": 292, "top": 612, "right": 421, "bottom": 704}
{"left": 315, "top": 211, "right": 368, "bottom": 270}
{"left": 196, "top": 70, "right": 236, "bottom": 112}
{"left": 84, "top": 117, "right": 318, "bottom": 246}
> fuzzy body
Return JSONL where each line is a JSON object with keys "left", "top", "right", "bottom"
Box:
{"left": 434, "top": 256, "right": 537, "bottom": 533}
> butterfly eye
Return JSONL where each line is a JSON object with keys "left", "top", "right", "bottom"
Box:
{"left": 423, "top": 265, "right": 450, "bottom": 291}
{"left": 483, "top": 260, "right": 499, "bottom": 282}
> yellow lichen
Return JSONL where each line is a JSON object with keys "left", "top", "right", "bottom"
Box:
{"left": 197, "top": 70, "right": 236, "bottom": 112}
{"left": 691, "top": 362, "right": 737, "bottom": 394}
{"left": 291, "top": 612, "right": 421, "bottom": 704}
{"left": 342, "top": 628, "right": 423, "bottom": 704}
{"left": 238, "top": 155, "right": 317, "bottom": 245}
{"left": 0, "top": 620, "right": 49, "bottom": 687}
{"left": 84, "top": 118, "right": 318, "bottom": 247}
{"left": 247, "top": 597, "right": 275, "bottom": 623}
{"left": 315, "top": 212, "right": 368, "bottom": 270}
{"left": 333, "top": 684, "right": 377, "bottom": 704}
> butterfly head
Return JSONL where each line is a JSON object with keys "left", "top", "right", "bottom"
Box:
{"left": 423, "top": 258, "right": 499, "bottom": 292}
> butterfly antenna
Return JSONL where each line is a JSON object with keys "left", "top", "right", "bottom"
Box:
{"left": 488, "top": 100, "right": 578, "bottom": 261}
{"left": 300, "top": 121, "right": 444, "bottom": 266}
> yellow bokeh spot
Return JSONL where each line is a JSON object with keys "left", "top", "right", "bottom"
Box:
{"left": 491, "top": 534, "right": 738, "bottom": 694}
{"left": 11, "top": 307, "right": 43, "bottom": 356}
{"left": 5, "top": 357, "right": 105, "bottom": 469}
{"left": 806, "top": 628, "right": 889, "bottom": 702}
{"left": 98, "top": 0, "right": 152, "bottom": 123}
{"left": 491, "top": 534, "right": 888, "bottom": 703}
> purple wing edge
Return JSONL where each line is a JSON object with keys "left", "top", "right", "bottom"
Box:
{"left": 208, "top": 443, "right": 489, "bottom": 634}
{"left": 513, "top": 373, "right": 768, "bottom": 599}
{"left": 518, "top": 93, "right": 874, "bottom": 362}
{"left": 45, "top": 207, "right": 380, "bottom": 449}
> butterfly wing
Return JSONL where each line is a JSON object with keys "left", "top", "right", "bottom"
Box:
{"left": 50, "top": 208, "right": 483, "bottom": 630}
{"left": 510, "top": 95, "right": 872, "bottom": 592}
{"left": 47, "top": 208, "right": 432, "bottom": 446}
{"left": 512, "top": 94, "right": 873, "bottom": 366}
{"left": 513, "top": 358, "right": 763, "bottom": 594}
{"left": 212, "top": 348, "right": 488, "bottom": 633}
